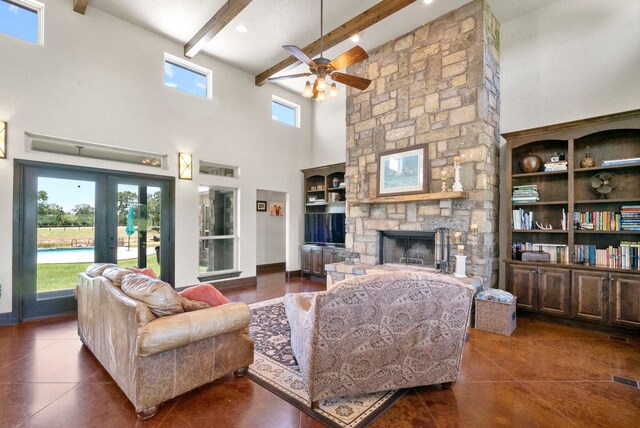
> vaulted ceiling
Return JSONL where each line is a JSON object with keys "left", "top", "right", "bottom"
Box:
{"left": 81, "top": 0, "right": 561, "bottom": 94}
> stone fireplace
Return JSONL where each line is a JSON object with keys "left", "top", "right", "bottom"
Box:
{"left": 343, "top": 0, "right": 500, "bottom": 286}
{"left": 379, "top": 231, "right": 436, "bottom": 267}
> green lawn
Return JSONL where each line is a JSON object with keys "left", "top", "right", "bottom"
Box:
{"left": 37, "top": 254, "right": 161, "bottom": 292}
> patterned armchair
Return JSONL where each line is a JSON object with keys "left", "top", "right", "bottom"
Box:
{"left": 284, "top": 271, "right": 474, "bottom": 405}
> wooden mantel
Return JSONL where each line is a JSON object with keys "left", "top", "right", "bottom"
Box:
{"left": 349, "top": 191, "right": 468, "bottom": 204}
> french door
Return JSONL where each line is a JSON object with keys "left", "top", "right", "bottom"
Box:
{"left": 15, "top": 162, "right": 174, "bottom": 320}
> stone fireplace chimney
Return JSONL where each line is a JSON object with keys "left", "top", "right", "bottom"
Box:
{"left": 344, "top": 0, "right": 500, "bottom": 286}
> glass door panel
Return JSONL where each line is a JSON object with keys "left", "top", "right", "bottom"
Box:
{"left": 36, "top": 177, "right": 96, "bottom": 296}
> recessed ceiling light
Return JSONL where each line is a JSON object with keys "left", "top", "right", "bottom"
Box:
{"left": 350, "top": 34, "right": 360, "bottom": 43}
{"left": 423, "top": 0, "right": 434, "bottom": 4}
{"left": 236, "top": 24, "right": 248, "bottom": 33}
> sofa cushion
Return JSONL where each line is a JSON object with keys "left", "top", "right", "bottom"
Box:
{"left": 178, "top": 295, "right": 211, "bottom": 312}
{"left": 121, "top": 274, "right": 184, "bottom": 317}
{"left": 85, "top": 263, "right": 117, "bottom": 278}
{"left": 179, "top": 284, "right": 229, "bottom": 307}
{"left": 128, "top": 267, "right": 158, "bottom": 278}
{"left": 103, "top": 267, "right": 135, "bottom": 287}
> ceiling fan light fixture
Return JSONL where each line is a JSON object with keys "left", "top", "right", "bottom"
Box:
{"left": 329, "top": 83, "right": 338, "bottom": 97}
{"left": 316, "top": 90, "right": 326, "bottom": 102}
{"left": 316, "top": 76, "right": 327, "bottom": 91}
{"left": 302, "top": 81, "right": 313, "bottom": 97}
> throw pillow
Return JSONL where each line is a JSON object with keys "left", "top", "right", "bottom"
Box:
{"left": 102, "top": 267, "right": 134, "bottom": 287}
{"left": 121, "top": 274, "right": 184, "bottom": 317}
{"left": 128, "top": 267, "right": 158, "bottom": 278}
{"left": 179, "top": 284, "right": 229, "bottom": 307}
{"left": 178, "top": 295, "right": 211, "bottom": 312}
{"left": 85, "top": 263, "right": 117, "bottom": 278}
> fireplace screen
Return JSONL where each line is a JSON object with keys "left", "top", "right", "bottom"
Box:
{"left": 380, "top": 231, "right": 436, "bottom": 267}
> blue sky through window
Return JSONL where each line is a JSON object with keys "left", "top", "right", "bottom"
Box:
{"left": 164, "top": 61, "right": 208, "bottom": 98}
{"left": 0, "top": 0, "right": 38, "bottom": 44}
{"left": 272, "top": 101, "right": 297, "bottom": 127}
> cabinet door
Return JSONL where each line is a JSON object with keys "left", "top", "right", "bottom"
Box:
{"left": 508, "top": 264, "right": 537, "bottom": 310}
{"left": 571, "top": 270, "right": 608, "bottom": 323}
{"left": 301, "top": 247, "right": 312, "bottom": 274}
{"left": 322, "top": 248, "right": 335, "bottom": 274}
{"left": 311, "top": 248, "right": 324, "bottom": 276}
{"left": 538, "top": 267, "right": 571, "bottom": 317}
{"left": 609, "top": 273, "right": 640, "bottom": 328}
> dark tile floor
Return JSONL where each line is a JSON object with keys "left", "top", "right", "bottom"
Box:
{"left": 1, "top": 272, "right": 639, "bottom": 427}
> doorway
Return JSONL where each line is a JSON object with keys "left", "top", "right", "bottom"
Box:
{"left": 14, "top": 161, "right": 174, "bottom": 321}
{"left": 256, "top": 190, "right": 287, "bottom": 274}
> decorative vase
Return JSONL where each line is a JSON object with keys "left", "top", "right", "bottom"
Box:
{"left": 332, "top": 177, "right": 340, "bottom": 188}
{"left": 518, "top": 153, "right": 542, "bottom": 173}
{"left": 580, "top": 146, "right": 596, "bottom": 168}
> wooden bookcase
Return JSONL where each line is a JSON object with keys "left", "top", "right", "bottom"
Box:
{"left": 300, "top": 163, "right": 346, "bottom": 277}
{"left": 503, "top": 109, "right": 640, "bottom": 331}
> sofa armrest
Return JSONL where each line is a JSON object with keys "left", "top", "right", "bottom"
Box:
{"left": 137, "top": 302, "right": 250, "bottom": 357}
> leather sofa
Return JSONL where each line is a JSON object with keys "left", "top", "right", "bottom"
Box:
{"left": 284, "top": 271, "right": 474, "bottom": 406}
{"left": 76, "top": 265, "right": 254, "bottom": 418}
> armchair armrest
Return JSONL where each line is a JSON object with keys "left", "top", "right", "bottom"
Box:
{"left": 137, "top": 302, "right": 250, "bottom": 357}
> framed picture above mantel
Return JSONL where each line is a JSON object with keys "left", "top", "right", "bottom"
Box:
{"left": 377, "top": 144, "right": 429, "bottom": 197}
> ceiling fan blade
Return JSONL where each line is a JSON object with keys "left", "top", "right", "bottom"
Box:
{"left": 267, "top": 73, "right": 313, "bottom": 82}
{"left": 283, "top": 45, "right": 316, "bottom": 67}
{"left": 331, "top": 72, "right": 372, "bottom": 91}
{"left": 329, "top": 46, "right": 369, "bottom": 70}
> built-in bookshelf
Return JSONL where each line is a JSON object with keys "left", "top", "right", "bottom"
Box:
{"left": 503, "top": 109, "right": 640, "bottom": 330}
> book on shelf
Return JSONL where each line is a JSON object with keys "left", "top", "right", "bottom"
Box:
{"left": 544, "top": 161, "right": 568, "bottom": 171}
{"left": 512, "top": 209, "right": 534, "bottom": 230}
{"left": 512, "top": 242, "right": 569, "bottom": 264}
{"left": 601, "top": 157, "right": 640, "bottom": 167}
{"left": 621, "top": 205, "right": 640, "bottom": 231}
{"left": 574, "top": 243, "right": 640, "bottom": 270}
{"left": 574, "top": 211, "right": 621, "bottom": 231}
{"left": 512, "top": 184, "right": 539, "bottom": 203}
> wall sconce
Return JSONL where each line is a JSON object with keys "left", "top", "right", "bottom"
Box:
{"left": 178, "top": 152, "right": 193, "bottom": 180}
{"left": 0, "top": 120, "right": 6, "bottom": 159}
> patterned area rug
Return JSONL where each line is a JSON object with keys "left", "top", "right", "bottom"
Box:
{"left": 248, "top": 297, "right": 404, "bottom": 428}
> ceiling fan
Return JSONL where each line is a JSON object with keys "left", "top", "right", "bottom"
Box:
{"left": 268, "top": 0, "right": 372, "bottom": 100}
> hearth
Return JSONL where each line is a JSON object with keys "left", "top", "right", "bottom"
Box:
{"left": 379, "top": 231, "right": 436, "bottom": 267}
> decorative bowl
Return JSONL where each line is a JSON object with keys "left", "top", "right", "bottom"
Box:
{"left": 518, "top": 153, "right": 543, "bottom": 173}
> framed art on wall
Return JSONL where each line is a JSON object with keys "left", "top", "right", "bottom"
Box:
{"left": 256, "top": 200, "right": 267, "bottom": 212}
{"left": 377, "top": 145, "right": 428, "bottom": 196}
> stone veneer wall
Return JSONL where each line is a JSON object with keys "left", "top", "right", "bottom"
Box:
{"left": 344, "top": 0, "right": 500, "bottom": 286}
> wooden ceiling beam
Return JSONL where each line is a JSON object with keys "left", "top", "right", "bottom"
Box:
{"left": 73, "top": 0, "right": 89, "bottom": 15}
{"left": 184, "top": 0, "right": 252, "bottom": 59}
{"left": 255, "top": 0, "right": 417, "bottom": 86}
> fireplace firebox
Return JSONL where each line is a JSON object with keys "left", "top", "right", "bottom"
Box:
{"left": 379, "top": 231, "right": 436, "bottom": 267}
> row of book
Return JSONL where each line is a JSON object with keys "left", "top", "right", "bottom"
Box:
{"left": 512, "top": 242, "right": 569, "bottom": 264}
{"left": 621, "top": 205, "right": 640, "bottom": 231}
{"left": 512, "top": 209, "right": 534, "bottom": 230}
{"left": 512, "top": 184, "right": 539, "bottom": 203}
{"left": 574, "top": 243, "right": 640, "bottom": 270}
{"left": 574, "top": 211, "right": 621, "bottom": 231}
{"left": 544, "top": 161, "right": 568, "bottom": 171}
{"left": 601, "top": 157, "right": 640, "bottom": 167}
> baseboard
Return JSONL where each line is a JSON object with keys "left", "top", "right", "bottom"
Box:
{"left": 286, "top": 270, "right": 302, "bottom": 281}
{"left": 0, "top": 312, "right": 16, "bottom": 326}
{"left": 213, "top": 276, "right": 257, "bottom": 290}
{"left": 256, "top": 262, "right": 286, "bottom": 274}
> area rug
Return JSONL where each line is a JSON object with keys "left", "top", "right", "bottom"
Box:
{"left": 248, "top": 297, "right": 404, "bottom": 428}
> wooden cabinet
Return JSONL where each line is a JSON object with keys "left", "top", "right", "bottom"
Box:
{"left": 508, "top": 264, "right": 570, "bottom": 317}
{"left": 572, "top": 270, "right": 608, "bottom": 323}
{"left": 301, "top": 245, "right": 345, "bottom": 277}
{"left": 503, "top": 110, "right": 640, "bottom": 331}
{"left": 609, "top": 273, "right": 640, "bottom": 328}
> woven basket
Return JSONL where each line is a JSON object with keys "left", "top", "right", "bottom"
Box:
{"left": 474, "top": 296, "right": 517, "bottom": 336}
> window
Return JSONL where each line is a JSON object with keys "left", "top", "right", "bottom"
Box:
{"left": 164, "top": 53, "right": 211, "bottom": 99}
{"left": 199, "top": 186, "right": 238, "bottom": 278}
{"left": 0, "top": 0, "right": 44, "bottom": 45}
{"left": 199, "top": 161, "right": 238, "bottom": 178}
{"left": 272, "top": 96, "right": 299, "bottom": 127}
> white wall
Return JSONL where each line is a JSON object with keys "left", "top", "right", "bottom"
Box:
{"left": 256, "top": 189, "right": 286, "bottom": 265}
{"left": 0, "top": 0, "right": 312, "bottom": 313}
{"left": 497, "top": 0, "right": 640, "bottom": 288}
{"left": 310, "top": 95, "right": 347, "bottom": 166}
